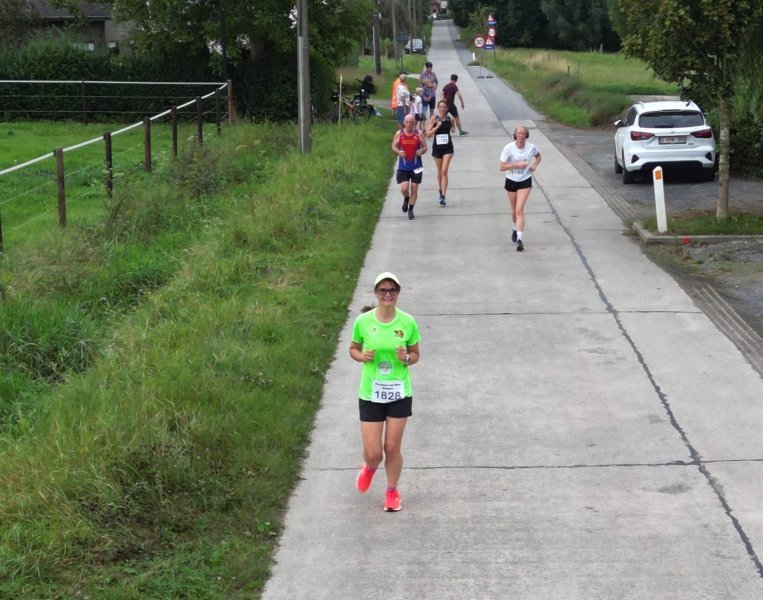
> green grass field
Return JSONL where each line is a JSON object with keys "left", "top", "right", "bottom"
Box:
{"left": 0, "top": 116, "right": 397, "bottom": 598}
{"left": 1, "top": 119, "right": 210, "bottom": 253}
{"left": 484, "top": 48, "right": 679, "bottom": 127}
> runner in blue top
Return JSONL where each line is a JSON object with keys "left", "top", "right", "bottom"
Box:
{"left": 392, "top": 114, "right": 427, "bottom": 220}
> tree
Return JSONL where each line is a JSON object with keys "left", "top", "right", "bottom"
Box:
{"left": 113, "top": 0, "right": 373, "bottom": 70}
{"left": 0, "top": 0, "right": 36, "bottom": 45}
{"left": 500, "top": 0, "right": 550, "bottom": 48}
{"left": 541, "top": 0, "right": 618, "bottom": 51}
{"left": 619, "top": 0, "right": 763, "bottom": 218}
{"left": 447, "top": 0, "right": 480, "bottom": 29}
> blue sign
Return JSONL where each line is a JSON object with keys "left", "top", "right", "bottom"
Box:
{"left": 484, "top": 40, "right": 495, "bottom": 50}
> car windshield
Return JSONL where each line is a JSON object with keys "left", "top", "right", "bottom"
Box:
{"left": 639, "top": 111, "right": 704, "bottom": 128}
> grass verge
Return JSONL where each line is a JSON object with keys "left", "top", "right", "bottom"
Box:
{"left": 486, "top": 47, "right": 678, "bottom": 127}
{"left": 0, "top": 117, "right": 395, "bottom": 598}
{"left": 642, "top": 210, "right": 763, "bottom": 236}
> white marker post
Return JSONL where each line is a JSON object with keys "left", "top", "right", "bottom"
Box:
{"left": 653, "top": 166, "right": 667, "bottom": 233}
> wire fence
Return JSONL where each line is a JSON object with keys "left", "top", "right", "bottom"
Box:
{"left": 0, "top": 80, "right": 233, "bottom": 253}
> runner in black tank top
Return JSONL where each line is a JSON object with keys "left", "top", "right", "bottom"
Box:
{"left": 426, "top": 100, "right": 456, "bottom": 206}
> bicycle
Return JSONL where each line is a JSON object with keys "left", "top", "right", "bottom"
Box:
{"left": 329, "top": 77, "right": 376, "bottom": 124}
{"left": 330, "top": 91, "right": 359, "bottom": 123}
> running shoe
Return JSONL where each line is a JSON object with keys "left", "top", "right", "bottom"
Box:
{"left": 402, "top": 197, "right": 409, "bottom": 213}
{"left": 459, "top": 130, "right": 469, "bottom": 136}
{"left": 511, "top": 230, "right": 518, "bottom": 243}
{"left": 384, "top": 489, "right": 402, "bottom": 512}
{"left": 439, "top": 195, "right": 446, "bottom": 206}
{"left": 356, "top": 464, "right": 375, "bottom": 493}
{"left": 516, "top": 239, "right": 524, "bottom": 252}
{"left": 408, "top": 207, "right": 415, "bottom": 220}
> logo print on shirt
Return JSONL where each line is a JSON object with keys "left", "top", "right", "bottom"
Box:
{"left": 394, "top": 330, "right": 405, "bottom": 338}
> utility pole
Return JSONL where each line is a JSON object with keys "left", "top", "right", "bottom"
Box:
{"left": 219, "top": 0, "right": 228, "bottom": 82}
{"left": 373, "top": 11, "right": 382, "bottom": 76}
{"left": 297, "top": 0, "right": 311, "bottom": 153}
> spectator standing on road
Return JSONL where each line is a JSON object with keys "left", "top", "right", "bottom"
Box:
{"left": 350, "top": 272, "right": 421, "bottom": 513}
{"left": 419, "top": 61, "right": 439, "bottom": 121}
{"left": 441, "top": 74, "right": 468, "bottom": 136}
{"left": 426, "top": 99, "right": 455, "bottom": 206}
{"left": 392, "top": 114, "right": 427, "bottom": 220}
{"left": 410, "top": 87, "right": 425, "bottom": 131}
{"left": 499, "top": 125, "right": 542, "bottom": 251}
{"left": 395, "top": 73, "right": 411, "bottom": 130}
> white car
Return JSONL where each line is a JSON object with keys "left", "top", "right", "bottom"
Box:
{"left": 613, "top": 100, "right": 716, "bottom": 183}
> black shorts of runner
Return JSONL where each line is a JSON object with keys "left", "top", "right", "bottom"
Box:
{"left": 504, "top": 177, "right": 533, "bottom": 192}
{"left": 447, "top": 103, "right": 459, "bottom": 118}
{"left": 359, "top": 397, "right": 413, "bottom": 422}
{"left": 397, "top": 170, "right": 423, "bottom": 185}
{"left": 425, "top": 97, "right": 436, "bottom": 112}
{"left": 432, "top": 147, "right": 454, "bottom": 159}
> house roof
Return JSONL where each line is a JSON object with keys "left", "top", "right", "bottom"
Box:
{"left": 29, "top": 1, "right": 112, "bottom": 20}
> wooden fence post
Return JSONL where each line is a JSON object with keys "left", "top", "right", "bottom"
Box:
{"left": 103, "top": 131, "right": 113, "bottom": 198}
{"left": 227, "top": 79, "right": 235, "bottom": 123}
{"left": 171, "top": 106, "right": 178, "bottom": 157}
{"left": 54, "top": 147, "right": 66, "bottom": 228}
{"left": 143, "top": 117, "right": 152, "bottom": 172}
{"left": 81, "top": 78, "right": 88, "bottom": 124}
{"left": 196, "top": 96, "right": 204, "bottom": 145}
{"left": 216, "top": 88, "right": 222, "bottom": 136}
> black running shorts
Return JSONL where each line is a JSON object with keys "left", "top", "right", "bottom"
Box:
{"left": 359, "top": 397, "right": 413, "bottom": 422}
{"left": 397, "top": 170, "right": 423, "bottom": 185}
{"left": 504, "top": 177, "right": 532, "bottom": 192}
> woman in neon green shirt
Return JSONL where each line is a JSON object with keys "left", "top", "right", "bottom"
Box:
{"left": 349, "top": 272, "right": 421, "bottom": 512}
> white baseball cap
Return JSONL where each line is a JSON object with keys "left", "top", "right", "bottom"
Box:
{"left": 374, "top": 272, "right": 401, "bottom": 289}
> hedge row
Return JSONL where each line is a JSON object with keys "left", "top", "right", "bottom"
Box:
{"left": 0, "top": 36, "right": 337, "bottom": 123}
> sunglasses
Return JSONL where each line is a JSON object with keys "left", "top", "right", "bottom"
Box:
{"left": 376, "top": 288, "right": 400, "bottom": 296}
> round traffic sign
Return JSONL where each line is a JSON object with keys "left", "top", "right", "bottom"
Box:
{"left": 473, "top": 35, "right": 486, "bottom": 49}
{"left": 488, "top": 27, "right": 496, "bottom": 38}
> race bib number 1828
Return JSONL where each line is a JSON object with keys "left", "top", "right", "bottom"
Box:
{"left": 372, "top": 380, "right": 404, "bottom": 403}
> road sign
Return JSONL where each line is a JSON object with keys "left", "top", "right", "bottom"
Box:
{"left": 488, "top": 27, "right": 496, "bottom": 38}
{"left": 395, "top": 31, "right": 408, "bottom": 44}
{"left": 487, "top": 14, "right": 497, "bottom": 26}
{"left": 483, "top": 39, "right": 495, "bottom": 51}
{"left": 473, "top": 35, "right": 486, "bottom": 49}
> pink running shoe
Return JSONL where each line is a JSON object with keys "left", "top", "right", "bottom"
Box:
{"left": 356, "top": 464, "right": 375, "bottom": 493}
{"left": 384, "top": 489, "right": 402, "bottom": 512}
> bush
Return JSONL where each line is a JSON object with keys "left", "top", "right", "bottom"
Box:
{"left": 0, "top": 35, "right": 219, "bottom": 121}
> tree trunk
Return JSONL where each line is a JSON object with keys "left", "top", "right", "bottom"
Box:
{"left": 717, "top": 96, "right": 731, "bottom": 218}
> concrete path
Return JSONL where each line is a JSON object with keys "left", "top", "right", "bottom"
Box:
{"left": 262, "top": 21, "right": 763, "bottom": 599}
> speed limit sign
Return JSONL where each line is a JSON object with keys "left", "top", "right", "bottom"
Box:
{"left": 473, "top": 34, "right": 486, "bottom": 49}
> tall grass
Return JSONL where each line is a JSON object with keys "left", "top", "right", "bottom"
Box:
{"left": 0, "top": 117, "right": 395, "bottom": 597}
{"left": 487, "top": 48, "right": 679, "bottom": 127}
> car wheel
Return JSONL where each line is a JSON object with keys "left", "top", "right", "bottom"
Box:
{"left": 614, "top": 154, "right": 623, "bottom": 174}
{"left": 621, "top": 154, "right": 636, "bottom": 183}
{"left": 622, "top": 168, "right": 637, "bottom": 184}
